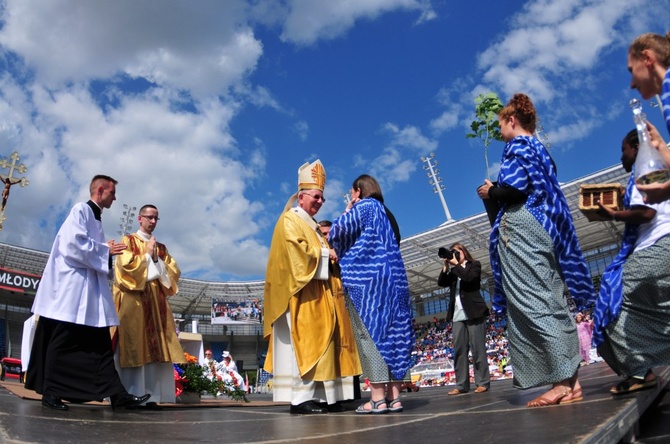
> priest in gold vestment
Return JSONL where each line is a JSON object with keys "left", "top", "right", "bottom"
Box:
{"left": 263, "top": 160, "right": 361, "bottom": 414}
{"left": 112, "top": 204, "right": 185, "bottom": 407}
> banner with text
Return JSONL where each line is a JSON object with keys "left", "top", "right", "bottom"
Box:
{"left": 0, "top": 267, "right": 41, "bottom": 295}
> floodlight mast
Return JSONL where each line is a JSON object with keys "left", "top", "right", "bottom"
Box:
{"left": 118, "top": 204, "right": 137, "bottom": 236}
{"left": 421, "top": 152, "right": 453, "bottom": 222}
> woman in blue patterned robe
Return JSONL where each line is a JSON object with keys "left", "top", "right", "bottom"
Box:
{"left": 330, "top": 174, "right": 415, "bottom": 414}
{"left": 477, "top": 93, "right": 594, "bottom": 407}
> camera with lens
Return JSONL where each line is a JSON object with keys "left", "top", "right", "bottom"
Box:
{"left": 438, "top": 247, "right": 460, "bottom": 262}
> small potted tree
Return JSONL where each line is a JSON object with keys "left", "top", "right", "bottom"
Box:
{"left": 467, "top": 92, "right": 504, "bottom": 226}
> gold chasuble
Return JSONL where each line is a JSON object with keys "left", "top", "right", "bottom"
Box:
{"left": 112, "top": 234, "right": 186, "bottom": 368}
{"left": 263, "top": 210, "right": 361, "bottom": 381}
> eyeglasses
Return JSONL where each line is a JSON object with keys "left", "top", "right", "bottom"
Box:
{"left": 302, "top": 192, "right": 326, "bottom": 202}
{"left": 140, "top": 215, "right": 160, "bottom": 221}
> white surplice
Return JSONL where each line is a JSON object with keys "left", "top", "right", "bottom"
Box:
{"left": 31, "top": 202, "right": 118, "bottom": 327}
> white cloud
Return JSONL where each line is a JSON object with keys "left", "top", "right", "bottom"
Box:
{"left": 0, "top": 0, "right": 261, "bottom": 98}
{"left": 430, "top": 83, "right": 480, "bottom": 137}
{"left": 370, "top": 148, "right": 417, "bottom": 187}
{"left": 383, "top": 122, "right": 438, "bottom": 153}
{"left": 0, "top": 79, "right": 270, "bottom": 278}
{"left": 345, "top": 123, "right": 439, "bottom": 191}
{"left": 0, "top": 1, "right": 276, "bottom": 279}
{"left": 278, "top": 0, "right": 436, "bottom": 45}
{"left": 477, "top": 0, "right": 634, "bottom": 103}
{"left": 430, "top": 108, "right": 460, "bottom": 135}
{"left": 489, "top": 161, "right": 501, "bottom": 180}
{"left": 294, "top": 121, "right": 309, "bottom": 141}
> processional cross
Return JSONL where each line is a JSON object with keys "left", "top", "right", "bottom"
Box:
{"left": 0, "top": 151, "right": 30, "bottom": 230}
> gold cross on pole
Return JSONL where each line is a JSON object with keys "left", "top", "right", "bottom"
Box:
{"left": 0, "top": 151, "right": 30, "bottom": 230}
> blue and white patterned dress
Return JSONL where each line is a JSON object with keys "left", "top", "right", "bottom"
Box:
{"left": 592, "top": 174, "right": 638, "bottom": 347}
{"left": 489, "top": 135, "right": 595, "bottom": 389}
{"left": 662, "top": 67, "right": 670, "bottom": 133}
{"left": 330, "top": 198, "right": 414, "bottom": 382}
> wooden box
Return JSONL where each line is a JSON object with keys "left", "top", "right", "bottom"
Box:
{"left": 579, "top": 183, "right": 624, "bottom": 222}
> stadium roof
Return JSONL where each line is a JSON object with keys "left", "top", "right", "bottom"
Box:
{"left": 0, "top": 164, "right": 629, "bottom": 317}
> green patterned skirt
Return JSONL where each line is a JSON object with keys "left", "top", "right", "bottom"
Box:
{"left": 498, "top": 205, "right": 580, "bottom": 389}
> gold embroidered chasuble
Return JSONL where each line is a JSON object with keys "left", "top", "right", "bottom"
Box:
{"left": 263, "top": 210, "right": 361, "bottom": 381}
{"left": 112, "top": 233, "right": 186, "bottom": 367}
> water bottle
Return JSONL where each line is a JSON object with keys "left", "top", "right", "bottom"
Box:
{"left": 631, "top": 99, "right": 670, "bottom": 186}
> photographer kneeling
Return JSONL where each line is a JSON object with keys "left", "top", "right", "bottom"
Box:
{"left": 437, "top": 243, "right": 491, "bottom": 395}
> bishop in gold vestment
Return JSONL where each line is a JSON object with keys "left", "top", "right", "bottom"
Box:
{"left": 263, "top": 160, "right": 361, "bottom": 414}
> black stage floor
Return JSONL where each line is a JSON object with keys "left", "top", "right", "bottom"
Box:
{"left": 0, "top": 361, "right": 668, "bottom": 444}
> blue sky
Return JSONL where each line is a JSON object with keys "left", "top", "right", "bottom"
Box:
{"left": 0, "top": 0, "right": 668, "bottom": 281}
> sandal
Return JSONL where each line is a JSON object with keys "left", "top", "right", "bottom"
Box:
{"left": 448, "top": 388, "right": 467, "bottom": 395}
{"left": 355, "top": 399, "right": 388, "bottom": 414}
{"left": 386, "top": 397, "right": 403, "bottom": 413}
{"left": 526, "top": 388, "right": 570, "bottom": 408}
{"left": 610, "top": 375, "right": 657, "bottom": 395}
{"left": 560, "top": 388, "right": 583, "bottom": 404}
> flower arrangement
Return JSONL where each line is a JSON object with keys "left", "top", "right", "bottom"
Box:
{"left": 173, "top": 352, "right": 248, "bottom": 402}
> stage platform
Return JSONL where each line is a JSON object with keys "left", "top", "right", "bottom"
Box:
{"left": 0, "top": 361, "right": 668, "bottom": 444}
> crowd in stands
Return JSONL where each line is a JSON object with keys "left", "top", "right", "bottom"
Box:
{"left": 411, "top": 310, "right": 598, "bottom": 388}
{"left": 413, "top": 314, "right": 509, "bottom": 365}
{"left": 410, "top": 314, "right": 510, "bottom": 387}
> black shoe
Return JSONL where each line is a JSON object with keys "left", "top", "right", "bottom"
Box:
{"left": 42, "top": 394, "right": 69, "bottom": 411}
{"left": 110, "top": 393, "right": 151, "bottom": 410}
{"left": 290, "top": 401, "right": 328, "bottom": 414}
{"left": 322, "top": 402, "right": 346, "bottom": 413}
{"left": 143, "top": 402, "right": 163, "bottom": 411}
{"left": 125, "top": 401, "right": 163, "bottom": 411}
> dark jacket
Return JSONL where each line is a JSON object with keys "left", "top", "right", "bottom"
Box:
{"left": 437, "top": 260, "right": 490, "bottom": 322}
